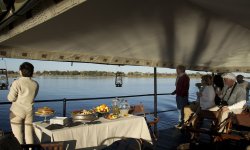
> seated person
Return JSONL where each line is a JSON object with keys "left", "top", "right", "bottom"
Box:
{"left": 236, "top": 75, "right": 250, "bottom": 101}
{"left": 198, "top": 75, "right": 216, "bottom": 110}
{"left": 184, "top": 75, "right": 215, "bottom": 126}
{"left": 209, "top": 73, "right": 246, "bottom": 132}
{"left": 213, "top": 73, "right": 224, "bottom": 105}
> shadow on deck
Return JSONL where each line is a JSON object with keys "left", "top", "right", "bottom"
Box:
{"left": 156, "top": 127, "right": 250, "bottom": 150}
{"left": 156, "top": 127, "right": 190, "bottom": 150}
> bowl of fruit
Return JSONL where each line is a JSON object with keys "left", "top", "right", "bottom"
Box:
{"left": 95, "top": 104, "right": 110, "bottom": 117}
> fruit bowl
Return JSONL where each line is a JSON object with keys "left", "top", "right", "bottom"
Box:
{"left": 95, "top": 104, "right": 110, "bottom": 117}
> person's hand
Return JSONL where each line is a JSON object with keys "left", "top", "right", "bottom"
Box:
{"left": 195, "top": 83, "right": 202, "bottom": 89}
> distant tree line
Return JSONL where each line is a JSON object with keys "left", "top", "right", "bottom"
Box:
{"left": 36, "top": 71, "right": 115, "bottom": 76}
{"left": 6, "top": 70, "right": 202, "bottom": 78}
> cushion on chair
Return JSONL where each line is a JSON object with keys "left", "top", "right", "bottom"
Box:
{"left": 130, "top": 104, "right": 145, "bottom": 116}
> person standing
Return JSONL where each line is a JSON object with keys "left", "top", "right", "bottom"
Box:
{"left": 172, "top": 65, "right": 190, "bottom": 128}
{"left": 7, "top": 62, "right": 39, "bottom": 144}
{"left": 236, "top": 75, "right": 250, "bottom": 101}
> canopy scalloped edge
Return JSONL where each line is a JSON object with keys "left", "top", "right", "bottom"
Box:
{"left": 1, "top": 47, "right": 250, "bottom": 73}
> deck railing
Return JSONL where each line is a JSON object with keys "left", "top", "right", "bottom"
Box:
{"left": 0, "top": 93, "right": 176, "bottom": 117}
{"left": 0, "top": 93, "right": 176, "bottom": 135}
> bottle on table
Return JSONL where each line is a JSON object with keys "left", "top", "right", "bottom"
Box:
{"left": 112, "top": 98, "right": 120, "bottom": 115}
{"left": 120, "top": 99, "right": 130, "bottom": 117}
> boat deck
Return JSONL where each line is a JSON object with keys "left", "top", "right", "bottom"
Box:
{"left": 156, "top": 127, "right": 190, "bottom": 150}
{"left": 156, "top": 127, "right": 250, "bottom": 150}
{"left": 1, "top": 121, "right": 249, "bottom": 150}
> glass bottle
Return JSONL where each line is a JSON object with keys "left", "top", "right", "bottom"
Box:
{"left": 124, "top": 100, "right": 130, "bottom": 110}
{"left": 112, "top": 99, "right": 120, "bottom": 115}
{"left": 120, "top": 99, "right": 130, "bottom": 116}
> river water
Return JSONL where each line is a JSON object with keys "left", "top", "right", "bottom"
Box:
{"left": 0, "top": 77, "right": 204, "bottom": 131}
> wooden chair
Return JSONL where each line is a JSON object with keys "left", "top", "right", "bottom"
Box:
{"left": 183, "top": 109, "right": 226, "bottom": 142}
{"left": 21, "top": 142, "right": 64, "bottom": 150}
{"left": 218, "top": 112, "right": 250, "bottom": 142}
{"left": 129, "top": 103, "right": 159, "bottom": 144}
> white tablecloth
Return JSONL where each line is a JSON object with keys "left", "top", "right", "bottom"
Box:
{"left": 33, "top": 115, "right": 152, "bottom": 149}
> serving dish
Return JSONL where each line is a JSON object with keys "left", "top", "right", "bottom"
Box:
{"left": 71, "top": 110, "right": 98, "bottom": 122}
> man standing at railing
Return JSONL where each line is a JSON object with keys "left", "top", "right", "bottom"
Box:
{"left": 7, "top": 62, "right": 39, "bottom": 145}
{"left": 171, "top": 65, "right": 190, "bottom": 128}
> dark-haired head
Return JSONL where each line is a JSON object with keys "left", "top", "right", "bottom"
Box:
{"left": 176, "top": 65, "right": 186, "bottom": 73}
{"left": 19, "top": 62, "right": 34, "bottom": 77}
{"left": 201, "top": 74, "right": 213, "bottom": 86}
{"left": 236, "top": 74, "right": 244, "bottom": 84}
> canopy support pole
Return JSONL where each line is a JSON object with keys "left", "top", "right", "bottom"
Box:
{"left": 153, "top": 67, "right": 158, "bottom": 136}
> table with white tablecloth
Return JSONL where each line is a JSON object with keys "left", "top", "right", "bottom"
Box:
{"left": 33, "top": 115, "right": 152, "bottom": 149}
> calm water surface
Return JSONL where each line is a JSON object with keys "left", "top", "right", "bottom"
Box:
{"left": 0, "top": 77, "right": 201, "bottom": 131}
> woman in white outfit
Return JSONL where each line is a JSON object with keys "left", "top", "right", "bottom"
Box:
{"left": 7, "top": 62, "right": 39, "bottom": 144}
{"left": 184, "top": 75, "right": 215, "bottom": 126}
{"left": 197, "top": 75, "right": 216, "bottom": 110}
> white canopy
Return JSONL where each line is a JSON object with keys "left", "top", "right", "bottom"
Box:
{"left": 0, "top": 0, "right": 250, "bottom": 72}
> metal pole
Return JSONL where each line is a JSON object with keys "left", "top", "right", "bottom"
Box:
{"left": 63, "top": 98, "right": 67, "bottom": 117}
{"left": 153, "top": 67, "right": 158, "bottom": 136}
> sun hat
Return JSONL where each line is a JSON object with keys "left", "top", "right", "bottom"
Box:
{"left": 222, "top": 73, "right": 236, "bottom": 81}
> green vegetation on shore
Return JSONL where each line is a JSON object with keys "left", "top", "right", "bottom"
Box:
{"left": 7, "top": 70, "right": 202, "bottom": 78}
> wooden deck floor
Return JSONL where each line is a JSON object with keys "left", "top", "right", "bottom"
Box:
{"left": 155, "top": 127, "right": 250, "bottom": 150}
{"left": 156, "top": 127, "right": 190, "bottom": 150}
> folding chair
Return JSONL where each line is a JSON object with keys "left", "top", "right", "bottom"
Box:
{"left": 129, "top": 103, "right": 159, "bottom": 144}
{"left": 183, "top": 109, "right": 225, "bottom": 143}
{"left": 184, "top": 108, "right": 250, "bottom": 150}
{"left": 218, "top": 112, "right": 250, "bottom": 142}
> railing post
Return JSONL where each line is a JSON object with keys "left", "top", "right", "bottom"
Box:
{"left": 153, "top": 67, "right": 158, "bottom": 137}
{"left": 63, "top": 98, "right": 67, "bottom": 117}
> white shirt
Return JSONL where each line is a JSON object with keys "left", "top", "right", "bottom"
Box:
{"left": 8, "top": 77, "right": 39, "bottom": 118}
{"left": 221, "top": 83, "right": 246, "bottom": 111}
{"left": 199, "top": 85, "right": 215, "bottom": 110}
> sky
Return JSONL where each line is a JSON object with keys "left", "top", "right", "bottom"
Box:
{"left": 0, "top": 58, "right": 192, "bottom": 74}
{"left": 1, "top": 58, "right": 249, "bottom": 77}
